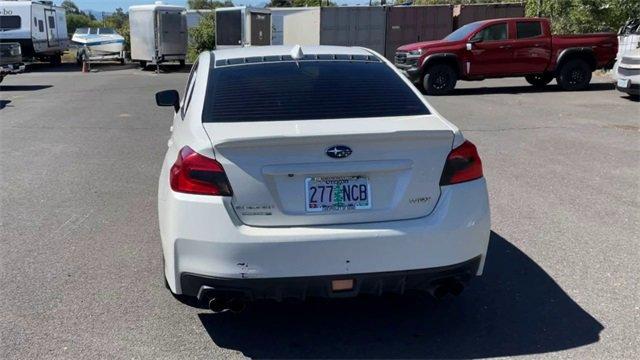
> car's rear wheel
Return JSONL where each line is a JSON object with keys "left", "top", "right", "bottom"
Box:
{"left": 139, "top": 60, "right": 147, "bottom": 69}
{"left": 556, "top": 59, "right": 592, "bottom": 91}
{"left": 525, "top": 73, "right": 553, "bottom": 87}
{"left": 423, "top": 64, "right": 457, "bottom": 95}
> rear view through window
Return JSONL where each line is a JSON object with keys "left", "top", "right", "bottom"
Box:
{"left": 204, "top": 60, "right": 430, "bottom": 122}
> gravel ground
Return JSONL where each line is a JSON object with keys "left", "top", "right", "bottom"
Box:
{"left": 1, "top": 64, "right": 638, "bottom": 359}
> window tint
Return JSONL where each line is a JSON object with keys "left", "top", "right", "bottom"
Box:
{"left": 76, "top": 27, "right": 89, "bottom": 34}
{"left": 89, "top": 28, "right": 98, "bottom": 34}
{"left": 472, "top": 23, "right": 508, "bottom": 42}
{"left": 0, "top": 15, "right": 21, "bottom": 30}
{"left": 99, "top": 28, "right": 115, "bottom": 34}
{"left": 182, "top": 61, "right": 199, "bottom": 118}
{"left": 38, "top": 20, "right": 44, "bottom": 32}
{"left": 204, "top": 61, "right": 429, "bottom": 123}
{"left": 444, "top": 22, "right": 483, "bottom": 41}
{"left": 517, "top": 22, "right": 542, "bottom": 39}
{"left": 48, "top": 16, "right": 55, "bottom": 28}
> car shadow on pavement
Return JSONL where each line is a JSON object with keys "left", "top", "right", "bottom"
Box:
{"left": 431, "top": 82, "right": 614, "bottom": 96}
{"left": 0, "top": 85, "right": 52, "bottom": 91}
{"left": 0, "top": 100, "right": 12, "bottom": 109}
{"left": 197, "top": 231, "right": 603, "bottom": 359}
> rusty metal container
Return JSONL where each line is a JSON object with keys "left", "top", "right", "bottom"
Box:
{"left": 455, "top": 3, "right": 525, "bottom": 28}
{"left": 385, "top": 5, "right": 453, "bottom": 60}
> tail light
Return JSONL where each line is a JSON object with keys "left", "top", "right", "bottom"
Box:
{"left": 170, "top": 146, "right": 233, "bottom": 196}
{"left": 440, "top": 140, "right": 483, "bottom": 185}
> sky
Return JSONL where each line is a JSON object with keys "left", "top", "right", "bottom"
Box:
{"left": 56, "top": 0, "right": 368, "bottom": 12}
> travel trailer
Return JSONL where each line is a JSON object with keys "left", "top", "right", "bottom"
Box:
{"left": 0, "top": 0, "right": 69, "bottom": 64}
{"left": 129, "top": 3, "right": 187, "bottom": 69}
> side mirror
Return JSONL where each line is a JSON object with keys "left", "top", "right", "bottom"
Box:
{"left": 156, "top": 90, "right": 180, "bottom": 112}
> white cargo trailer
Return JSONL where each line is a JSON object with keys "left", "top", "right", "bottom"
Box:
{"left": 270, "top": 7, "right": 320, "bottom": 46}
{"left": 129, "top": 3, "right": 187, "bottom": 69}
{"left": 215, "top": 7, "right": 271, "bottom": 48}
{"left": 0, "top": 0, "right": 68, "bottom": 64}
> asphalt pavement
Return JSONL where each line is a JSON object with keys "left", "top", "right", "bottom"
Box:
{"left": 1, "top": 64, "right": 638, "bottom": 359}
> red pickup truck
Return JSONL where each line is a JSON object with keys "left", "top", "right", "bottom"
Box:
{"left": 395, "top": 18, "right": 618, "bottom": 95}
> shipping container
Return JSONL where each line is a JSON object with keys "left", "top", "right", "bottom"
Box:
{"left": 385, "top": 5, "right": 453, "bottom": 60}
{"left": 455, "top": 3, "right": 526, "bottom": 28}
{"left": 129, "top": 3, "right": 187, "bottom": 67}
{"left": 216, "top": 7, "right": 271, "bottom": 48}
{"left": 320, "top": 6, "right": 386, "bottom": 55}
{"left": 270, "top": 7, "right": 320, "bottom": 46}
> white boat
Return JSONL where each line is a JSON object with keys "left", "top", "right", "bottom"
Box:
{"left": 72, "top": 27, "right": 125, "bottom": 57}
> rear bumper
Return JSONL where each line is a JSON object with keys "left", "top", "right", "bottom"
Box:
{"left": 159, "top": 178, "right": 491, "bottom": 295}
{"left": 181, "top": 255, "right": 481, "bottom": 300}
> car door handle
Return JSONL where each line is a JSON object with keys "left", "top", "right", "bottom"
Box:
{"left": 499, "top": 45, "right": 512, "bottom": 49}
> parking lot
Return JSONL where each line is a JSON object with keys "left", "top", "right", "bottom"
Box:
{"left": 1, "top": 65, "right": 638, "bottom": 359}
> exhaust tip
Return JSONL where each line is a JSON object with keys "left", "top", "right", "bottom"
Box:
{"left": 448, "top": 280, "right": 464, "bottom": 296}
{"left": 228, "top": 298, "right": 247, "bottom": 313}
{"left": 208, "top": 297, "right": 228, "bottom": 313}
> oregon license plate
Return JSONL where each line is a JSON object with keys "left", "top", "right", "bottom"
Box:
{"left": 618, "top": 78, "right": 630, "bottom": 88}
{"left": 305, "top": 176, "right": 371, "bottom": 212}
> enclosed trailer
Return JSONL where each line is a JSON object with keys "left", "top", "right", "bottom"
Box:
{"left": 385, "top": 5, "right": 453, "bottom": 61}
{"left": 455, "top": 3, "right": 525, "bottom": 28}
{"left": 215, "top": 7, "right": 271, "bottom": 48}
{"left": 320, "top": 6, "right": 386, "bottom": 56}
{"left": 0, "top": 0, "right": 68, "bottom": 64}
{"left": 129, "top": 3, "right": 187, "bottom": 68}
{"left": 270, "top": 7, "right": 320, "bottom": 46}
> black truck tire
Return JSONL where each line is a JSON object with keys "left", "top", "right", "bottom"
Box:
{"left": 423, "top": 64, "right": 457, "bottom": 95}
{"left": 525, "top": 73, "right": 554, "bottom": 87}
{"left": 556, "top": 58, "right": 592, "bottom": 91}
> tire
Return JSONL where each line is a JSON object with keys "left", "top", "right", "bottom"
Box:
{"left": 525, "top": 73, "right": 553, "bottom": 87}
{"left": 119, "top": 58, "right": 125, "bottom": 65}
{"left": 556, "top": 58, "right": 592, "bottom": 91}
{"left": 178, "top": 60, "right": 185, "bottom": 68}
{"left": 139, "top": 60, "right": 147, "bottom": 69}
{"left": 423, "top": 64, "right": 457, "bottom": 95}
{"left": 50, "top": 54, "right": 61, "bottom": 66}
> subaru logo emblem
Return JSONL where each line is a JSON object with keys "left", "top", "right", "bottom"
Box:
{"left": 326, "top": 145, "right": 352, "bottom": 159}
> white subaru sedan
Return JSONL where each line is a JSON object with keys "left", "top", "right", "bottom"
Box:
{"left": 156, "top": 46, "right": 490, "bottom": 312}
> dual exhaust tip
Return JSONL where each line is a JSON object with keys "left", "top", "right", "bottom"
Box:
{"left": 429, "top": 279, "right": 465, "bottom": 299}
{"left": 201, "top": 278, "right": 465, "bottom": 312}
{"left": 208, "top": 297, "right": 247, "bottom": 313}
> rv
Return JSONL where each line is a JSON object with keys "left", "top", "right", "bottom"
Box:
{"left": 0, "top": 0, "right": 68, "bottom": 64}
{"left": 216, "top": 7, "right": 271, "bottom": 48}
{"left": 129, "top": 3, "right": 187, "bottom": 69}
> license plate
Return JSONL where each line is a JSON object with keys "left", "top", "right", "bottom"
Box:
{"left": 618, "top": 78, "right": 630, "bottom": 88}
{"left": 305, "top": 176, "right": 371, "bottom": 212}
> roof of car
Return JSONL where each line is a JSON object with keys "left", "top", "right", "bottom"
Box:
{"left": 212, "top": 45, "right": 376, "bottom": 62}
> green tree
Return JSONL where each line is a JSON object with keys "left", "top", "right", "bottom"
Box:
{"left": 526, "top": 0, "right": 640, "bottom": 34}
{"left": 61, "top": 0, "right": 80, "bottom": 14}
{"left": 187, "top": 0, "right": 234, "bottom": 9}
{"left": 66, "top": 13, "right": 101, "bottom": 35}
{"left": 103, "top": 9, "right": 130, "bottom": 51}
{"left": 188, "top": 13, "right": 216, "bottom": 62}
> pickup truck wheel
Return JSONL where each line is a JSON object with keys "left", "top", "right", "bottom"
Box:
{"left": 556, "top": 59, "right": 592, "bottom": 91}
{"left": 525, "top": 73, "right": 553, "bottom": 87}
{"left": 423, "top": 64, "right": 457, "bottom": 95}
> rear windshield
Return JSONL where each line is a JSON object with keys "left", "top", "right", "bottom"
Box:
{"left": 204, "top": 61, "right": 429, "bottom": 122}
